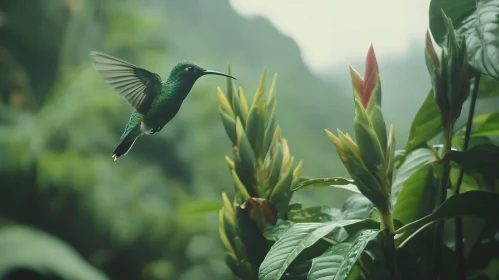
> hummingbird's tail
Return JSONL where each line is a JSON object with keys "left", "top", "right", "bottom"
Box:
{"left": 111, "top": 138, "right": 137, "bottom": 161}
{"left": 112, "top": 115, "right": 144, "bottom": 161}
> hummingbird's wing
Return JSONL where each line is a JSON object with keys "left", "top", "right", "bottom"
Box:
{"left": 90, "top": 51, "right": 162, "bottom": 114}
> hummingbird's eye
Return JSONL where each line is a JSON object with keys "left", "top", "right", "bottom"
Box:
{"left": 185, "top": 66, "right": 195, "bottom": 72}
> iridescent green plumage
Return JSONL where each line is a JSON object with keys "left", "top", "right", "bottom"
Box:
{"left": 90, "top": 51, "right": 236, "bottom": 161}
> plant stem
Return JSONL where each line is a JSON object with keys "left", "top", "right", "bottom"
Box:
{"left": 432, "top": 120, "right": 453, "bottom": 279}
{"left": 380, "top": 206, "right": 399, "bottom": 280}
{"left": 453, "top": 72, "right": 481, "bottom": 280}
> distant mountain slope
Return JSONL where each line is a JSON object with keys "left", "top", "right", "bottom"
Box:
{"left": 160, "top": 0, "right": 353, "bottom": 178}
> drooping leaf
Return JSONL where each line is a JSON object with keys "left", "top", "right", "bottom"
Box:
{"left": 397, "top": 191, "right": 499, "bottom": 244}
{"left": 405, "top": 90, "right": 441, "bottom": 153}
{"left": 307, "top": 229, "right": 381, "bottom": 280}
{"left": 392, "top": 148, "right": 436, "bottom": 200}
{"left": 258, "top": 220, "right": 363, "bottom": 280}
{"left": 445, "top": 143, "right": 499, "bottom": 184}
{"left": 0, "top": 226, "right": 108, "bottom": 280}
{"left": 292, "top": 177, "right": 356, "bottom": 192}
{"left": 429, "top": 0, "right": 499, "bottom": 79}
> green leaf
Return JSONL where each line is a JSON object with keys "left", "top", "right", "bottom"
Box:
{"left": 392, "top": 148, "right": 436, "bottom": 200}
{"left": 269, "top": 158, "right": 294, "bottom": 207}
{"left": 263, "top": 74, "right": 278, "bottom": 155}
{"left": 234, "top": 118, "right": 257, "bottom": 191}
{"left": 292, "top": 177, "right": 356, "bottom": 192}
{"left": 353, "top": 99, "right": 385, "bottom": 174}
{"left": 265, "top": 219, "right": 295, "bottom": 242}
{"left": 245, "top": 105, "right": 265, "bottom": 159}
{"left": 231, "top": 170, "right": 251, "bottom": 201}
{"left": 369, "top": 105, "right": 388, "bottom": 155}
{"left": 307, "top": 229, "right": 381, "bottom": 280}
{"left": 340, "top": 194, "right": 375, "bottom": 221}
{"left": 429, "top": 0, "right": 499, "bottom": 79}
{"left": 0, "top": 226, "right": 108, "bottom": 280}
{"left": 396, "top": 191, "right": 499, "bottom": 245}
{"left": 393, "top": 163, "right": 437, "bottom": 245}
{"left": 477, "top": 74, "right": 499, "bottom": 99}
{"left": 231, "top": 87, "right": 245, "bottom": 127}
{"left": 219, "top": 109, "right": 237, "bottom": 145}
{"left": 259, "top": 220, "right": 363, "bottom": 280}
{"left": 268, "top": 143, "right": 284, "bottom": 190}
{"left": 288, "top": 206, "right": 340, "bottom": 223}
{"left": 471, "top": 112, "right": 499, "bottom": 137}
{"left": 445, "top": 143, "right": 499, "bottom": 184}
{"left": 405, "top": 90, "right": 441, "bottom": 153}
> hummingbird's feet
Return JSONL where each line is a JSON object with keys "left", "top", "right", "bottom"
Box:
{"left": 150, "top": 126, "right": 162, "bottom": 134}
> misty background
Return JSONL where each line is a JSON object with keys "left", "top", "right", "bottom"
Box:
{"left": 1, "top": 0, "right": 497, "bottom": 279}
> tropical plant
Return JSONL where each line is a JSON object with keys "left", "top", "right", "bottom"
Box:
{"left": 218, "top": 1, "right": 499, "bottom": 279}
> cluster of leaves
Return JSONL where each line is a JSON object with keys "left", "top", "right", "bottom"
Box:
{"left": 217, "top": 67, "right": 303, "bottom": 279}
{"left": 218, "top": 0, "right": 499, "bottom": 279}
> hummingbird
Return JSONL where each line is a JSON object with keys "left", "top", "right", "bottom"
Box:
{"left": 90, "top": 51, "right": 236, "bottom": 161}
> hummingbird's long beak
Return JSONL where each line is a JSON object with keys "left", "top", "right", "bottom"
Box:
{"left": 203, "top": 70, "right": 237, "bottom": 80}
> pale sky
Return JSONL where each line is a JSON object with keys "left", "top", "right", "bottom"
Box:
{"left": 229, "top": 0, "right": 430, "bottom": 73}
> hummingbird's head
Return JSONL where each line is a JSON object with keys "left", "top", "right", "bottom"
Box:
{"left": 168, "top": 61, "right": 236, "bottom": 84}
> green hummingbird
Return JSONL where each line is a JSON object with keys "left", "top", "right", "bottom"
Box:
{"left": 90, "top": 51, "right": 236, "bottom": 161}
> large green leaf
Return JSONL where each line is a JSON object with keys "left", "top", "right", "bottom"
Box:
{"left": 429, "top": 0, "right": 499, "bottom": 79}
{"left": 0, "top": 226, "right": 108, "bottom": 280}
{"left": 477, "top": 74, "right": 499, "bottom": 99}
{"left": 393, "top": 163, "right": 437, "bottom": 246}
{"left": 339, "top": 194, "right": 375, "bottom": 221}
{"left": 471, "top": 112, "right": 499, "bottom": 137}
{"left": 258, "top": 220, "right": 363, "bottom": 280}
{"left": 396, "top": 191, "right": 499, "bottom": 246}
{"left": 265, "top": 219, "right": 295, "bottom": 242}
{"left": 445, "top": 143, "right": 499, "bottom": 185}
{"left": 405, "top": 90, "right": 441, "bottom": 153}
{"left": 307, "top": 229, "right": 381, "bottom": 280}
{"left": 392, "top": 148, "right": 436, "bottom": 201}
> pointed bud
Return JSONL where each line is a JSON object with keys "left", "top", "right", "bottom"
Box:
{"left": 217, "top": 87, "right": 234, "bottom": 117}
{"left": 363, "top": 44, "right": 380, "bottom": 107}
{"left": 219, "top": 210, "right": 236, "bottom": 255}
{"left": 349, "top": 66, "right": 364, "bottom": 101}
{"left": 424, "top": 29, "right": 439, "bottom": 72}
{"left": 238, "top": 87, "right": 249, "bottom": 122}
{"left": 225, "top": 156, "right": 235, "bottom": 171}
{"left": 325, "top": 129, "right": 348, "bottom": 164}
